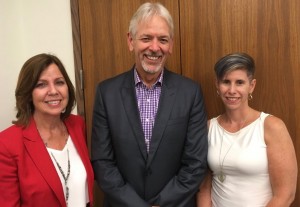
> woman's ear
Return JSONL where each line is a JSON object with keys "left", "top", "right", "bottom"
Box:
{"left": 215, "top": 78, "right": 219, "bottom": 89}
{"left": 249, "top": 78, "right": 256, "bottom": 93}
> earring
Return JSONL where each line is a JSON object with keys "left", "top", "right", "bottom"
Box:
{"left": 248, "top": 93, "right": 253, "bottom": 100}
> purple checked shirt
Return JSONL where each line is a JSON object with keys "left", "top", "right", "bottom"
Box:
{"left": 134, "top": 69, "right": 162, "bottom": 152}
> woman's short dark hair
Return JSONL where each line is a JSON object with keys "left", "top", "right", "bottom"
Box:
{"left": 13, "top": 53, "right": 76, "bottom": 127}
{"left": 214, "top": 52, "right": 255, "bottom": 81}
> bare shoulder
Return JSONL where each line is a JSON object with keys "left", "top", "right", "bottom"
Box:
{"left": 264, "top": 114, "right": 291, "bottom": 144}
{"left": 264, "top": 115, "right": 286, "bottom": 130}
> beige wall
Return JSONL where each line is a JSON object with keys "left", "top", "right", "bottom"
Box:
{"left": 0, "top": 0, "right": 76, "bottom": 131}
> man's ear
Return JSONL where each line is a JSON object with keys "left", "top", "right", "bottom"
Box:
{"left": 127, "top": 32, "right": 134, "bottom": 52}
{"left": 168, "top": 38, "right": 174, "bottom": 54}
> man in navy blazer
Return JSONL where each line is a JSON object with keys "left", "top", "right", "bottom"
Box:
{"left": 91, "top": 2, "right": 208, "bottom": 207}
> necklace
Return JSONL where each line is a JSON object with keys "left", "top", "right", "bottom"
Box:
{"left": 36, "top": 123, "right": 68, "bottom": 148}
{"left": 218, "top": 129, "right": 234, "bottom": 182}
{"left": 50, "top": 149, "right": 70, "bottom": 206}
{"left": 218, "top": 115, "right": 248, "bottom": 182}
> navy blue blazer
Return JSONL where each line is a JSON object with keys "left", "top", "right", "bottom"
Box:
{"left": 92, "top": 68, "right": 208, "bottom": 207}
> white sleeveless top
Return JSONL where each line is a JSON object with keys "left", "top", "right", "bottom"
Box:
{"left": 47, "top": 136, "right": 89, "bottom": 207}
{"left": 208, "top": 112, "right": 272, "bottom": 207}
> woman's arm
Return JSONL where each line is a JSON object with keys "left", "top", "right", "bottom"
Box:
{"left": 197, "top": 171, "right": 212, "bottom": 207}
{"left": 0, "top": 139, "right": 20, "bottom": 207}
{"left": 264, "top": 115, "right": 298, "bottom": 207}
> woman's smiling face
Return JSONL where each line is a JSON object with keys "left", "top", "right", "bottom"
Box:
{"left": 32, "top": 63, "right": 69, "bottom": 118}
{"left": 217, "top": 69, "right": 256, "bottom": 110}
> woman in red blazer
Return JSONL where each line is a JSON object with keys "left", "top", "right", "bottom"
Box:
{"left": 0, "top": 54, "right": 94, "bottom": 207}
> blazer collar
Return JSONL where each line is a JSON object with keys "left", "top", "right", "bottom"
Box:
{"left": 23, "top": 117, "right": 67, "bottom": 207}
{"left": 147, "top": 70, "right": 177, "bottom": 167}
{"left": 121, "top": 69, "right": 148, "bottom": 161}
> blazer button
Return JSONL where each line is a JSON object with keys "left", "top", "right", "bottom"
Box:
{"left": 145, "top": 168, "right": 152, "bottom": 176}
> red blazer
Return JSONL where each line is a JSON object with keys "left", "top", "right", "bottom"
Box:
{"left": 0, "top": 115, "right": 94, "bottom": 207}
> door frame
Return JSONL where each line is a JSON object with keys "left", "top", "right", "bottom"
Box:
{"left": 70, "top": 0, "right": 85, "bottom": 117}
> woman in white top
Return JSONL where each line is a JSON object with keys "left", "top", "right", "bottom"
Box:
{"left": 197, "top": 53, "right": 297, "bottom": 207}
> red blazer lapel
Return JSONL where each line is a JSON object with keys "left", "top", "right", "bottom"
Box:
{"left": 64, "top": 115, "right": 94, "bottom": 204}
{"left": 23, "top": 118, "right": 66, "bottom": 207}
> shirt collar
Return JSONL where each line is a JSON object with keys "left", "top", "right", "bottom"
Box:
{"left": 134, "top": 69, "right": 164, "bottom": 86}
